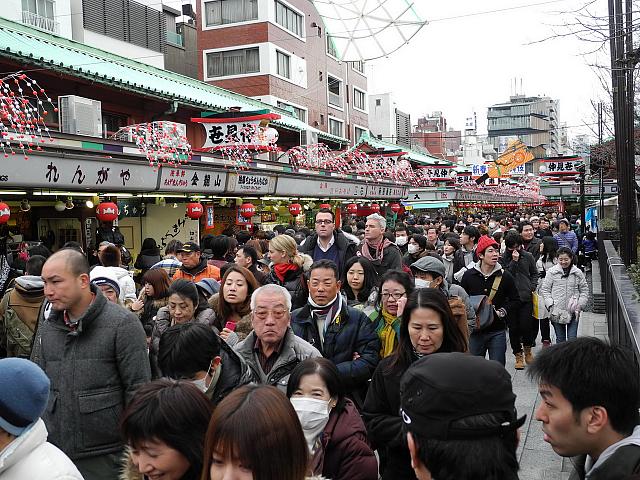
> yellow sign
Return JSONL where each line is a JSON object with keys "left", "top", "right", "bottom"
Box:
{"left": 487, "top": 140, "right": 534, "bottom": 178}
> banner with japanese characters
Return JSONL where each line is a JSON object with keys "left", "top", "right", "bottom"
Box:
{"left": 418, "top": 166, "right": 455, "bottom": 181}
{"left": 540, "top": 157, "right": 581, "bottom": 176}
{"left": 192, "top": 111, "right": 280, "bottom": 150}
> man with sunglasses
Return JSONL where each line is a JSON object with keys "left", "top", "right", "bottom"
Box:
{"left": 298, "top": 208, "right": 357, "bottom": 278}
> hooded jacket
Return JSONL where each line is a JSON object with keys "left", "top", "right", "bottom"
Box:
{"left": 92, "top": 265, "right": 137, "bottom": 303}
{"left": 30, "top": 285, "right": 151, "bottom": 460}
{"left": 310, "top": 398, "right": 378, "bottom": 480}
{"left": 234, "top": 327, "right": 321, "bottom": 391}
{"left": 459, "top": 262, "right": 520, "bottom": 333}
{"left": 0, "top": 419, "right": 83, "bottom": 480}
{"left": 540, "top": 264, "right": 589, "bottom": 314}
{"left": 0, "top": 275, "right": 45, "bottom": 358}
{"left": 298, "top": 230, "right": 358, "bottom": 277}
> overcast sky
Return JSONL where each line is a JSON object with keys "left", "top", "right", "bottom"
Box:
{"left": 367, "top": 0, "right": 610, "bottom": 141}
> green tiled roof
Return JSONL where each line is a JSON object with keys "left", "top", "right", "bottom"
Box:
{"left": 0, "top": 17, "right": 347, "bottom": 144}
{"left": 355, "top": 132, "right": 451, "bottom": 166}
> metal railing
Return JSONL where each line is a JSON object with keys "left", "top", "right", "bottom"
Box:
{"left": 328, "top": 92, "right": 343, "bottom": 108}
{"left": 22, "top": 10, "right": 60, "bottom": 34}
{"left": 600, "top": 238, "right": 640, "bottom": 365}
{"left": 166, "top": 31, "right": 184, "bottom": 47}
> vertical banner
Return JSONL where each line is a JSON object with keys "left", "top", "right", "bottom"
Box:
{"left": 205, "top": 205, "right": 215, "bottom": 230}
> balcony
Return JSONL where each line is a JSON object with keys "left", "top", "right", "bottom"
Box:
{"left": 166, "top": 30, "right": 184, "bottom": 47}
{"left": 22, "top": 10, "right": 59, "bottom": 34}
{"left": 328, "top": 92, "right": 343, "bottom": 108}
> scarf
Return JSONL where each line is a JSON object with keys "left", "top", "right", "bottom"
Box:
{"left": 274, "top": 263, "right": 299, "bottom": 282}
{"left": 309, "top": 294, "right": 341, "bottom": 335}
{"left": 376, "top": 308, "right": 400, "bottom": 358}
{"left": 361, "top": 237, "right": 394, "bottom": 263}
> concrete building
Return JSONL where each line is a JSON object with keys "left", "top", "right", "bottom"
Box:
{"left": 487, "top": 94, "right": 560, "bottom": 158}
{"left": 196, "top": 0, "right": 368, "bottom": 144}
{"left": 368, "top": 93, "right": 410, "bottom": 147}
{"left": 411, "top": 112, "right": 461, "bottom": 160}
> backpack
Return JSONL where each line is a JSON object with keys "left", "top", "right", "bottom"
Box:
{"left": 0, "top": 290, "right": 42, "bottom": 358}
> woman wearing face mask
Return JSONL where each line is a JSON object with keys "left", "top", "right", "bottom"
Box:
{"left": 209, "top": 265, "right": 259, "bottom": 345}
{"left": 202, "top": 385, "right": 323, "bottom": 480}
{"left": 540, "top": 247, "right": 589, "bottom": 343}
{"left": 441, "top": 236, "right": 460, "bottom": 285}
{"left": 368, "top": 270, "right": 414, "bottom": 358}
{"left": 287, "top": 358, "right": 378, "bottom": 480}
{"left": 363, "top": 289, "right": 467, "bottom": 480}
{"left": 341, "top": 257, "right": 378, "bottom": 316}
{"left": 402, "top": 234, "right": 428, "bottom": 267}
{"left": 149, "top": 279, "right": 216, "bottom": 378}
{"left": 120, "top": 379, "right": 213, "bottom": 480}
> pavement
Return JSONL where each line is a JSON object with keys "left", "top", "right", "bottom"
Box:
{"left": 512, "top": 260, "right": 606, "bottom": 480}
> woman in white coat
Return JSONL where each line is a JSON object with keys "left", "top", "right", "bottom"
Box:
{"left": 540, "top": 247, "right": 589, "bottom": 342}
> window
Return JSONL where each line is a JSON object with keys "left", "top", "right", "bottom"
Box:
{"left": 103, "top": 112, "right": 129, "bottom": 136}
{"left": 22, "top": 0, "right": 58, "bottom": 33}
{"left": 327, "top": 75, "right": 343, "bottom": 108}
{"left": 275, "top": 1, "right": 303, "bottom": 37}
{"left": 375, "top": 98, "right": 381, "bottom": 107}
{"left": 353, "top": 88, "right": 366, "bottom": 111}
{"left": 276, "top": 51, "right": 290, "bottom": 79}
{"left": 205, "top": 0, "right": 258, "bottom": 26}
{"left": 206, "top": 47, "right": 260, "bottom": 78}
{"left": 327, "top": 35, "right": 338, "bottom": 57}
{"left": 277, "top": 101, "right": 306, "bottom": 122}
{"left": 352, "top": 61, "right": 365, "bottom": 73}
{"left": 354, "top": 126, "right": 367, "bottom": 141}
{"left": 329, "top": 118, "right": 343, "bottom": 137}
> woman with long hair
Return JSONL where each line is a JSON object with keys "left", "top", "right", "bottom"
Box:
{"left": 149, "top": 279, "right": 215, "bottom": 377}
{"left": 209, "top": 265, "right": 258, "bottom": 344}
{"left": 441, "top": 236, "right": 460, "bottom": 285}
{"left": 535, "top": 236, "right": 559, "bottom": 347}
{"left": 130, "top": 268, "right": 171, "bottom": 336}
{"left": 341, "top": 257, "right": 378, "bottom": 316}
{"left": 363, "top": 289, "right": 467, "bottom": 480}
{"left": 287, "top": 358, "right": 377, "bottom": 480}
{"left": 119, "top": 379, "right": 213, "bottom": 480}
{"left": 265, "top": 235, "right": 309, "bottom": 310}
{"left": 368, "top": 270, "right": 414, "bottom": 358}
{"left": 201, "top": 385, "right": 315, "bottom": 480}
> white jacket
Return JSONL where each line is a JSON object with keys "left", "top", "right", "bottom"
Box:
{"left": 540, "top": 264, "right": 589, "bottom": 313}
{"left": 92, "top": 265, "right": 137, "bottom": 302}
{"left": 0, "top": 419, "right": 83, "bottom": 479}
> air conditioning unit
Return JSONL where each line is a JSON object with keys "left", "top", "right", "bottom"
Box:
{"left": 58, "top": 95, "right": 102, "bottom": 137}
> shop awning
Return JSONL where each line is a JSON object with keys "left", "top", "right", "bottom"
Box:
{"left": 0, "top": 17, "right": 346, "bottom": 144}
{"left": 355, "top": 132, "right": 450, "bottom": 166}
{"left": 405, "top": 201, "right": 450, "bottom": 209}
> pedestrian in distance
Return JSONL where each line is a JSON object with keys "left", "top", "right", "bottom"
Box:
{"left": 357, "top": 213, "right": 403, "bottom": 276}
{"left": 173, "top": 242, "right": 221, "bottom": 283}
{"left": 265, "top": 235, "right": 310, "bottom": 311}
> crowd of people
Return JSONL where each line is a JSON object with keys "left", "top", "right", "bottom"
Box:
{"left": 1, "top": 207, "right": 635, "bottom": 480}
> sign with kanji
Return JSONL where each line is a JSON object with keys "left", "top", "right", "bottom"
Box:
{"left": 420, "top": 166, "right": 454, "bottom": 181}
{"left": 192, "top": 112, "right": 281, "bottom": 149}
{"left": 227, "top": 173, "right": 276, "bottom": 194}
{"left": 486, "top": 140, "right": 534, "bottom": 178}
{"left": 117, "top": 199, "right": 147, "bottom": 219}
{"left": 158, "top": 167, "right": 226, "bottom": 193}
{"left": 542, "top": 158, "right": 581, "bottom": 176}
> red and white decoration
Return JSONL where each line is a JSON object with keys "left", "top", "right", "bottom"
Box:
{"left": 96, "top": 202, "right": 119, "bottom": 222}
{"left": 346, "top": 203, "right": 358, "bottom": 215}
{"left": 288, "top": 203, "right": 302, "bottom": 216}
{"left": 370, "top": 203, "right": 380, "bottom": 213}
{"left": 390, "top": 203, "right": 401, "bottom": 213}
{"left": 0, "top": 203, "right": 10, "bottom": 224}
{"left": 239, "top": 203, "right": 256, "bottom": 219}
{"left": 186, "top": 202, "right": 204, "bottom": 219}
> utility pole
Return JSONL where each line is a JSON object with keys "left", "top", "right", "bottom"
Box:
{"left": 598, "top": 102, "right": 604, "bottom": 227}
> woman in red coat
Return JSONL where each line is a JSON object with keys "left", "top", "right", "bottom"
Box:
{"left": 287, "top": 358, "right": 378, "bottom": 480}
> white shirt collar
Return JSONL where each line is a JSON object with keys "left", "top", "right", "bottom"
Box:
{"left": 317, "top": 235, "right": 335, "bottom": 252}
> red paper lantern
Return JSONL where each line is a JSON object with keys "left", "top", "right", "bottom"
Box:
{"left": 0, "top": 203, "right": 10, "bottom": 224}
{"left": 319, "top": 203, "right": 331, "bottom": 209}
{"left": 186, "top": 202, "right": 204, "bottom": 219}
{"left": 370, "top": 203, "right": 380, "bottom": 213}
{"left": 346, "top": 203, "right": 358, "bottom": 215}
{"left": 96, "top": 202, "right": 119, "bottom": 222}
{"left": 239, "top": 203, "right": 256, "bottom": 219}
{"left": 390, "top": 203, "right": 401, "bottom": 213}
{"left": 289, "top": 203, "right": 302, "bottom": 216}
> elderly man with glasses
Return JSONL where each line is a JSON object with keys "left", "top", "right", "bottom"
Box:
{"left": 234, "top": 284, "right": 321, "bottom": 392}
{"left": 298, "top": 208, "right": 357, "bottom": 278}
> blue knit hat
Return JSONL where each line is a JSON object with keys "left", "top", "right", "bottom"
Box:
{"left": 0, "top": 358, "right": 50, "bottom": 436}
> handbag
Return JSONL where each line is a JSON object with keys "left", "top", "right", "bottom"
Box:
{"left": 469, "top": 275, "right": 502, "bottom": 331}
{"left": 532, "top": 291, "right": 549, "bottom": 320}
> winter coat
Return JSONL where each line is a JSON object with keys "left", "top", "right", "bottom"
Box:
{"left": 208, "top": 293, "right": 253, "bottom": 341}
{"left": 133, "top": 295, "right": 168, "bottom": 336}
{"left": 0, "top": 419, "right": 83, "bottom": 480}
{"left": 0, "top": 275, "right": 45, "bottom": 358}
{"left": 555, "top": 230, "right": 579, "bottom": 254}
{"left": 206, "top": 338, "right": 255, "bottom": 406}
{"left": 310, "top": 398, "right": 378, "bottom": 480}
{"left": 133, "top": 250, "right": 161, "bottom": 273}
{"left": 172, "top": 258, "right": 221, "bottom": 282}
{"left": 149, "top": 305, "right": 216, "bottom": 378}
{"left": 402, "top": 249, "right": 429, "bottom": 268}
{"left": 30, "top": 285, "right": 151, "bottom": 460}
{"left": 459, "top": 262, "right": 520, "bottom": 333}
{"left": 540, "top": 264, "right": 589, "bottom": 315}
{"left": 445, "top": 283, "right": 474, "bottom": 345}
{"left": 358, "top": 242, "right": 403, "bottom": 277}
{"left": 234, "top": 327, "right": 321, "bottom": 391}
{"left": 298, "top": 230, "right": 358, "bottom": 277}
{"left": 442, "top": 253, "right": 455, "bottom": 285}
{"left": 362, "top": 356, "right": 416, "bottom": 480}
{"left": 92, "top": 265, "right": 136, "bottom": 303}
{"left": 499, "top": 249, "right": 539, "bottom": 302}
{"left": 248, "top": 264, "right": 267, "bottom": 285}
{"left": 523, "top": 237, "right": 542, "bottom": 260}
{"left": 265, "top": 265, "right": 308, "bottom": 310}
{"left": 452, "top": 246, "right": 476, "bottom": 283}
{"left": 291, "top": 300, "right": 380, "bottom": 399}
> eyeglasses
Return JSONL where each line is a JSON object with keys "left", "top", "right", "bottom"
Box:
{"left": 381, "top": 291, "right": 406, "bottom": 301}
{"left": 253, "top": 308, "right": 288, "bottom": 320}
{"left": 315, "top": 220, "right": 333, "bottom": 225}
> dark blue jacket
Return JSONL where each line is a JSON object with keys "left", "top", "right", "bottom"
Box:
{"left": 291, "top": 301, "right": 380, "bottom": 395}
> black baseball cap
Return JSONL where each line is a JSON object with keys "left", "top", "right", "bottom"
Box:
{"left": 176, "top": 241, "right": 200, "bottom": 253}
{"left": 400, "top": 352, "right": 525, "bottom": 440}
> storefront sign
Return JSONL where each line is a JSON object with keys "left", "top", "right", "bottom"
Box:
{"left": 226, "top": 173, "right": 276, "bottom": 194}
{"left": 158, "top": 167, "right": 226, "bottom": 193}
{"left": 541, "top": 158, "right": 581, "bottom": 175}
{"left": 192, "top": 112, "right": 280, "bottom": 150}
{"left": 366, "top": 185, "right": 409, "bottom": 199}
{"left": 420, "top": 167, "right": 454, "bottom": 181}
{"left": 0, "top": 154, "right": 157, "bottom": 191}
{"left": 83, "top": 217, "right": 98, "bottom": 252}
{"left": 471, "top": 163, "right": 525, "bottom": 178}
{"left": 205, "top": 205, "right": 215, "bottom": 229}
{"left": 276, "top": 177, "right": 368, "bottom": 198}
{"left": 118, "top": 199, "right": 147, "bottom": 219}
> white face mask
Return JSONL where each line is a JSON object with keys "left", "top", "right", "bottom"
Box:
{"left": 191, "top": 376, "right": 209, "bottom": 393}
{"left": 290, "top": 397, "right": 331, "bottom": 451}
{"left": 414, "top": 278, "right": 432, "bottom": 289}
{"left": 408, "top": 244, "right": 420, "bottom": 254}
{"left": 395, "top": 236, "right": 408, "bottom": 246}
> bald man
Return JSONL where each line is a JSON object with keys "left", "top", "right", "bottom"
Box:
{"left": 31, "top": 249, "right": 151, "bottom": 480}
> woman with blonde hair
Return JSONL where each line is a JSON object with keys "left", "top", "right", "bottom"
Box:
{"left": 265, "top": 234, "right": 309, "bottom": 310}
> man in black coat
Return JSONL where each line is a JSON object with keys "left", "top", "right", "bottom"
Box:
{"left": 291, "top": 260, "right": 380, "bottom": 407}
{"left": 520, "top": 220, "right": 542, "bottom": 261}
{"left": 298, "top": 208, "right": 357, "bottom": 278}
